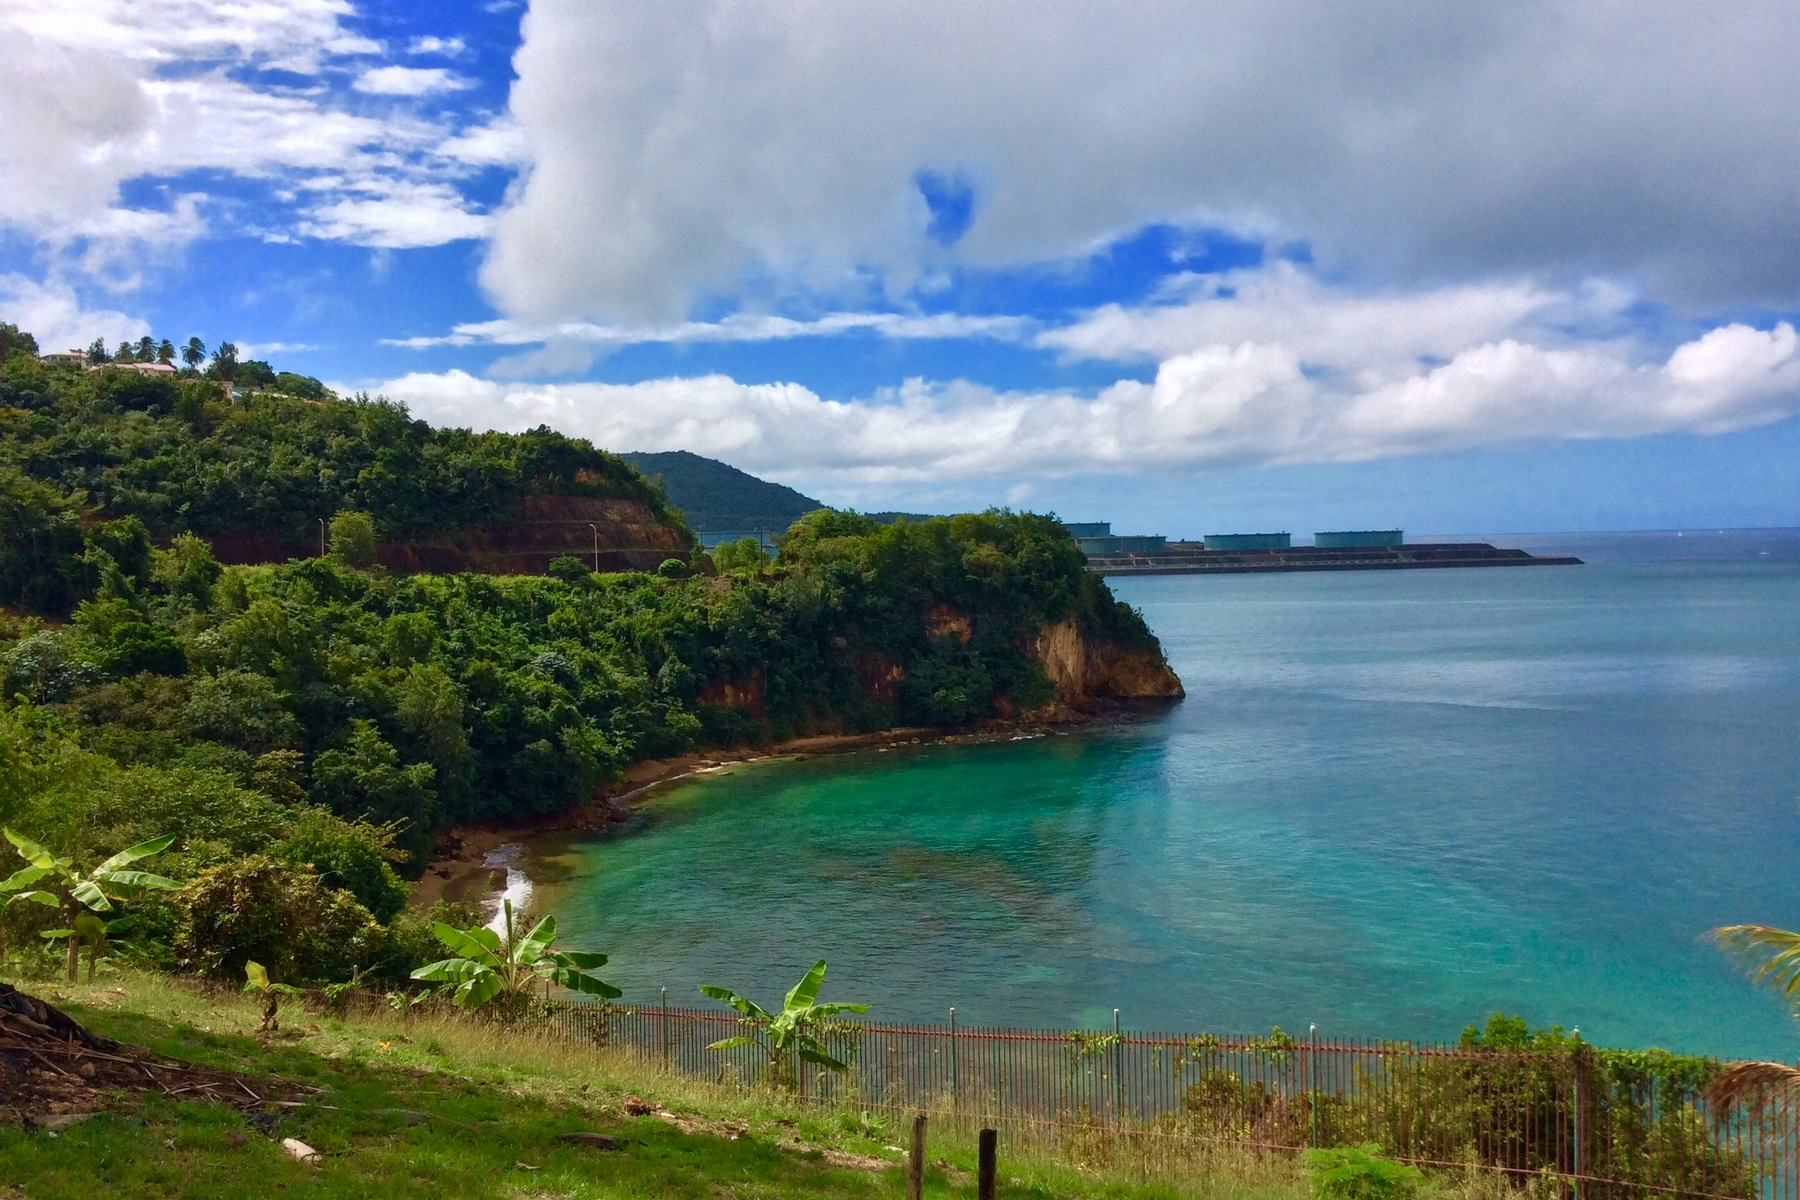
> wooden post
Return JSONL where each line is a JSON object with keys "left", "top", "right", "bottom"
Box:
{"left": 978, "top": 1127, "right": 998, "bottom": 1200}
{"left": 906, "top": 1113, "right": 927, "bottom": 1200}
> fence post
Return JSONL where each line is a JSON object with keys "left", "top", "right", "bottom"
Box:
{"left": 1572, "top": 1044, "right": 1585, "bottom": 1200}
{"left": 948, "top": 1007, "right": 958, "bottom": 1115}
{"left": 978, "top": 1126, "right": 998, "bottom": 1200}
{"left": 1308, "top": 1024, "right": 1318, "bottom": 1149}
{"left": 907, "top": 1113, "right": 928, "bottom": 1200}
{"left": 1112, "top": 1008, "right": 1122, "bottom": 1129}
{"left": 660, "top": 987, "right": 669, "bottom": 1069}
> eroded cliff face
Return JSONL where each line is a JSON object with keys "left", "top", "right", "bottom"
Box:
{"left": 209, "top": 496, "right": 691, "bottom": 574}
{"left": 1032, "top": 617, "right": 1184, "bottom": 709}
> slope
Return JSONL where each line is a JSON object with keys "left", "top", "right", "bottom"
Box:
{"left": 620, "top": 450, "right": 823, "bottom": 532}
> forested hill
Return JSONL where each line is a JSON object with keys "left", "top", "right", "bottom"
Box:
{"left": 0, "top": 327, "right": 1181, "bottom": 992}
{"left": 0, "top": 338, "right": 691, "bottom": 608}
{"left": 619, "top": 450, "right": 823, "bottom": 531}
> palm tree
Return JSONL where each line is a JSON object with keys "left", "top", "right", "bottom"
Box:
{"left": 1708, "top": 924, "right": 1800, "bottom": 1106}
{"left": 181, "top": 337, "right": 206, "bottom": 369}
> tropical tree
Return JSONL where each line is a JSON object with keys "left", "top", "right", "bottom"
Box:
{"left": 86, "top": 337, "right": 110, "bottom": 364}
{"left": 181, "top": 336, "right": 206, "bottom": 368}
{"left": 699, "top": 960, "right": 869, "bottom": 1084}
{"left": 410, "top": 900, "right": 619, "bottom": 1014}
{"left": 244, "top": 960, "right": 303, "bottom": 1031}
{"left": 135, "top": 335, "right": 155, "bottom": 362}
{"left": 113, "top": 340, "right": 136, "bottom": 363}
{"left": 210, "top": 341, "right": 240, "bottom": 381}
{"left": 0, "top": 829, "right": 179, "bottom": 981}
{"left": 156, "top": 338, "right": 176, "bottom": 365}
{"left": 1709, "top": 924, "right": 1800, "bottom": 1104}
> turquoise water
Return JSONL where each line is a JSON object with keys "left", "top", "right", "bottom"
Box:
{"left": 540, "top": 559, "right": 1800, "bottom": 1058}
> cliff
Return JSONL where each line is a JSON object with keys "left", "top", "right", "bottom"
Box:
{"left": 1032, "top": 617, "right": 1185, "bottom": 711}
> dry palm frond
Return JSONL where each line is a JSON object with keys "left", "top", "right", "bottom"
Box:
{"left": 1707, "top": 1060, "right": 1800, "bottom": 1112}
{"left": 1711, "top": 925, "right": 1800, "bottom": 1005}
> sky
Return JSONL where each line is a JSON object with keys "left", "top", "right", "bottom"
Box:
{"left": 2, "top": 0, "right": 1798, "bottom": 537}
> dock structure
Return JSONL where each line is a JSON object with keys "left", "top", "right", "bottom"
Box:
{"left": 1080, "top": 540, "right": 1581, "bottom": 575}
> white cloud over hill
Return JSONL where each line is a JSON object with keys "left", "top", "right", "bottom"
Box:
{"left": 375, "top": 278, "right": 1800, "bottom": 485}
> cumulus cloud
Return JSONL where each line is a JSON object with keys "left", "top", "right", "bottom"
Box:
{"left": 353, "top": 66, "right": 473, "bottom": 96}
{"left": 371, "top": 315, "right": 1800, "bottom": 485}
{"left": 484, "top": 0, "right": 1800, "bottom": 323}
{"left": 0, "top": 274, "right": 148, "bottom": 351}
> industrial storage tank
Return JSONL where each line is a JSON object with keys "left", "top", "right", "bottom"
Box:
{"left": 1314, "top": 530, "right": 1403, "bottom": 548}
{"left": 1204, "top": 532, "right": 1291, "bottom": 551}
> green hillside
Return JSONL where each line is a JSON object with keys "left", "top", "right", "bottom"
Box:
{"left": 620, "top": 450, "right": 823, "bottom": 531}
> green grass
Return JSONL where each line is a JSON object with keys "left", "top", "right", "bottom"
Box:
{"left": 0, "top": 971, "right": 1309, "bottom": 1199}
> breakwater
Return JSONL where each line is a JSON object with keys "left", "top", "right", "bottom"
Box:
{"left": 1085, "top": 540, "right": 1581, "bottom": 575}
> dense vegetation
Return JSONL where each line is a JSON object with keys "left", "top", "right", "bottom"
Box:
{"left": 0, "top": 328, "right": 684, "bottom": 611}
{"left": 0, "top": 325, "right": 1163, "bottom": 986}
{"left": 620, "top": 449, "right": 823, "bottom": 531}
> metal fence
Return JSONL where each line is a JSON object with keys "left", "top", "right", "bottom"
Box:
{"left": 555, "top": 1001, "right": 1799, "bottom": 1199}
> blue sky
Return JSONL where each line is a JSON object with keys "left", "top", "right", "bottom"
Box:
{"left": 3, "top": 1, "right": 1798, "bottom": 534}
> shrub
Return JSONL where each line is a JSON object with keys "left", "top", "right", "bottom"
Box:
{"left": 328, "top": 510, "right": 378, "bottom": 567}
{"left": 175, "top": 855, "right": 383, "bottom": 983}
{"left": 1304, "top": 1145, "right": 1424, "bottom": 1200}
{"left": 711, "top": 537, "right": 768, "bottom": 574}
{"left": 546, "top": 554, "right": 589, "bottom": 583}
{"left": 273, "top": 809, "right": 409, "bottom": 923}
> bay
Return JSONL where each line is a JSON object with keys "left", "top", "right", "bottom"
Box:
{"left": 536, "top": 546, "right": 1800, "bottom": 1058}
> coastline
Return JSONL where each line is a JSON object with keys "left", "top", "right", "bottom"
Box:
{"left": 409, "top": 710, "right": 1149, "bottom": 911}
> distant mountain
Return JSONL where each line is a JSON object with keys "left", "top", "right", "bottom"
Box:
{"left": 620, "top": 450, "right": 825, "bottom": 532}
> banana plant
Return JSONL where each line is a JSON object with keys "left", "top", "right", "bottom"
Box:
{"left": 411, "top": 900, "right": 620, "bottom": 1013}
{"left": 42, "top": 912, "right": 140, "bottom": 982}
{"left": 699, "top": 959, "right": 869, "bottom": 1082}
{"left": 1, "top": 829, "right": 178, "bottom": 981}
{"left": 244, "top": 960, "right": 303, "bottom": 1031}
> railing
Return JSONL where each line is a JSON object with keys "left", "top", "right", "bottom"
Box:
{"left": 556, "top": 1002, "right": 1798, "bottom": 1199}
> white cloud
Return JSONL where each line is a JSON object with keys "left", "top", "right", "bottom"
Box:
{"left": 407, "top": 35, "right": 468, "bottom": 57}
{"left": 0, "top": 274, "right": 148, "bottom": 351}
{"left": 0, "top": 0, "right": 494, "bottom": 271}
{"left": 300, "top": 181, "right": 492, "bottom": 248}
{"left": 437, "top": 118, "right": 530, "bottom": 168}
{"left": 484, "top": 0, "right": 1800, "bottom": 323}
{"left": 370, "top": 317, "right": 1800, "bottom": 485}
{"left": 383, "top": 309, "right": 1032, "bottom": 349}
{"left": 353, "top": 66, "right": 473, "bottom": 96}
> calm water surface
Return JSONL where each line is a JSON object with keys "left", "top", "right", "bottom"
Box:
{"left": 536, "top": 554, "right": 1800, "bottom": 1057}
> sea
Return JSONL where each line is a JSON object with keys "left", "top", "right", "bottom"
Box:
{"left": 531, "top": 529, "right": 1800, "bottom": 1059}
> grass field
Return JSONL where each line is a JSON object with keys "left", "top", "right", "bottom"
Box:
{"left": 0, "top": 971, "right": 1318, "bottom": 1199}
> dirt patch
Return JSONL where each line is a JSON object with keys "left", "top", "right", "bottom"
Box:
{"left": 0, "top": 983, "right": 310, "bottom": 1124}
